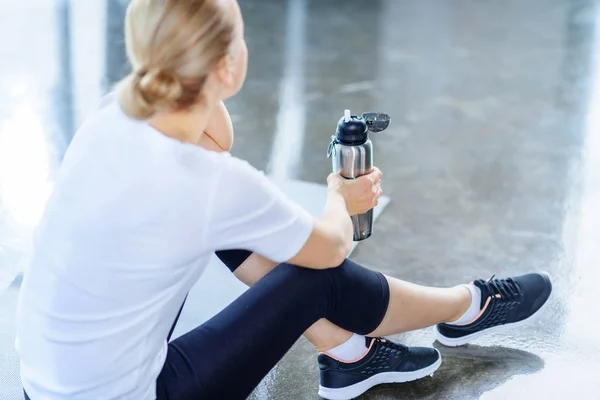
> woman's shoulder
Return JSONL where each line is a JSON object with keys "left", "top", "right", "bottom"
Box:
{"left": 178, "top": 147, "right": 266, "bottom": 183}
{"left": 96, "top": 91, "right": 118, "bottom": 111}
{"left": 75, "top": 93, "right": 129, "bottom": 136}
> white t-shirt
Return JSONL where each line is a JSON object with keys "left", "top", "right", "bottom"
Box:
{"left": 15, "top": 96, "right": 314, "bottom": 400}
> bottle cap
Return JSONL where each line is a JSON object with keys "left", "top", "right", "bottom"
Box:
{"left": 335, "top": 110, "right": 368, "bottom": 145}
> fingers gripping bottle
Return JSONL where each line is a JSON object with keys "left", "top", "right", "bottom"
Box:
{"left": 327, "top": 110, "right": 391, "bottom": 241}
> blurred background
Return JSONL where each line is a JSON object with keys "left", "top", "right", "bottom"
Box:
{"left": 1, "top": 0, "right": 600, "bottom": 399}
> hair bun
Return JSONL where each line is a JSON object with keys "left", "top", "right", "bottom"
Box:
{"left": 136, "top": 67, "right": 183, "bottom": 110}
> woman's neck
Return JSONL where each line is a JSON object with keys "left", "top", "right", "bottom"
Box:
{"left": 149, "top": 103, "right": 215, "bottom": 145}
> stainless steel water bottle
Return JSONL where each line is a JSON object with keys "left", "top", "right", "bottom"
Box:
{"left": 327, "top": 110, "right": 391, "bottom": 241}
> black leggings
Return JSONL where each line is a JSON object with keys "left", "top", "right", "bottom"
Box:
{"left": 25, "top": 252, "right": 390, "bottom": 400}
{"left": 156, "top": 251, "right": 390, "bottom": 399}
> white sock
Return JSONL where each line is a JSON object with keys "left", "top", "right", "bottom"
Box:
{"left": 449, "top": 284, "right": 482, "bottom": 325}
{"left": 325, "top": 334, "right": 368, "bottom": 362}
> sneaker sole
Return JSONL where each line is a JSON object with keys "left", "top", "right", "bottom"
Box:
{"left": 317, "top": 349, "right": 442, "bottom": 400}
{"left": 434, "top": 271, "right": 552, "bottom": 347}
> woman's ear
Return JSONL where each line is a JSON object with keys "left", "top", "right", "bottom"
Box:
{"left": 214, "top": 54, "right": 235, "bottom": 88}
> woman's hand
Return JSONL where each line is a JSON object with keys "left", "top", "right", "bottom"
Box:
{"left": 327, "top": 168, "right": 383, "bottom": 216}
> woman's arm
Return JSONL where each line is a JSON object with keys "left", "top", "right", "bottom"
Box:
{"left": 208, "top": 157, "right": 382, "bottom": 270}
{"left": 287, "top": 187, "right": 353, "bottom": 268}
{"left": 287, "top": 171, "right": 381, "bottom": 269}
{"left": 225, "top": 186, "right": 352, "bottom": 279}
{"left": 202, "top": 110, "right": 382, "bottom": 270}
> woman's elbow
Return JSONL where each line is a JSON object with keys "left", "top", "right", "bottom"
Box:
{"left": 329, "top": 247, "right": 349, "bottom": 269}
{"left": 289, "top": 221, "right": 352, "bottom": 269}
{"left": 320, "top": 235, "right": 351, "bottom": 269}
{"left": 324, "top": 224, "right": 353, "bottom": 268}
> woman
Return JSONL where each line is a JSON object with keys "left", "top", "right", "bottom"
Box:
{"left": 16, "top": 0, "right": 553, "bottom": 399}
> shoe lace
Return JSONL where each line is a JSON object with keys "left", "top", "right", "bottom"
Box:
{"left": 374, "top": 337, "right": 408, "bottom": 353}
{"left": 480, "top": 275, "right": 521, "bottom": 301}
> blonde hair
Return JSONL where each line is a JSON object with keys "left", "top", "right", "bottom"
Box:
{"left": 117, "top": 0, "right": 236, "bottom": 120}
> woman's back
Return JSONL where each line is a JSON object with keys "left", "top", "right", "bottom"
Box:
{"left": 16, "top": 99, "right": 217, "bottom": 399}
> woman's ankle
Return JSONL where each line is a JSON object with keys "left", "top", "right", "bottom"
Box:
{"left": 320, "top": 333, "right": 368, "bottom": 362}
{"left": 446, "top": 285, "right": 474, "bottom": 323}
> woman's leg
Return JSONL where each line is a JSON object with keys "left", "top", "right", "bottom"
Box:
{"left": 214, "top": 251, "right": 551, "bottom": 351}
{"left": 368, "top": 276, "right": 470, "bottom": 337}
{"left": 215, "top": 250, "right": 471, "bottom": 350}
{"left": 157, "top": 260, "right": 389, "bottom": 400}
{"left": 216, "top": 250, "right": 355, "bottom": 351}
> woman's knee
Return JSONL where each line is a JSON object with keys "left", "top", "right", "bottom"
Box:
{"left": 270, "top": 262, "right": 326, "bottom": 285}
{"left": 318, "top": 259, "right": 391, "bottom": 335}
{"left": 259, "top": 260, "right": 389, "bottom": 335}
{"left": 267, "top": 263, "right": 334, "bottom": 300}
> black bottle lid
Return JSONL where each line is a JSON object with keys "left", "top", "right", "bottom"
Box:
{"left": 335, "top": 110, "right": 368, "bottom": 145}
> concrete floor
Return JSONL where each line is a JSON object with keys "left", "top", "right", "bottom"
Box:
{"left": 1, "top": 0, "right": 600, "bottom": 398}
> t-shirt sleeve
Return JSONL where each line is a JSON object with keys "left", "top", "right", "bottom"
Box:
{"left": 206, "top": 155, "right": 314, "bottom": 263}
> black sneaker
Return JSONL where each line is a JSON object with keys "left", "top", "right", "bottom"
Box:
{"left": 435, "top": 272, "right": 552, "bottom": 347}
{"left": 317, "top": 337, "right": 441, "bottom": 400}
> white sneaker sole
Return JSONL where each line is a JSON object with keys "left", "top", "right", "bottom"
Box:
{"left": 317, "top": 349, "right": 442, "bottom": 400}
{"left": 435, "top": 271, "right": 552, "bottom": 347}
